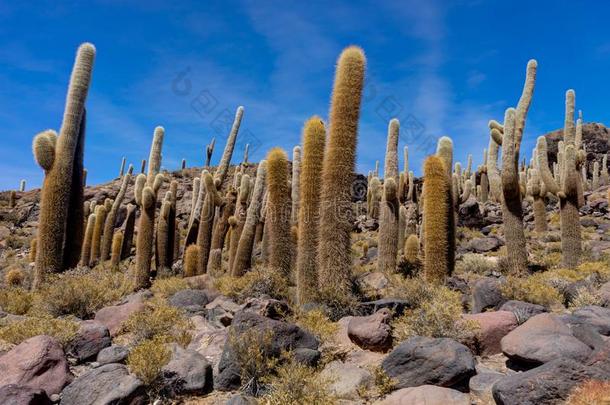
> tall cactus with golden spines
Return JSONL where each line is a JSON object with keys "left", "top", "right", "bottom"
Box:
{"left": 233, "top": 161, "right": 268, "bottom": 277}
{"left": 184, "top": 244, "right": 199, "bottom": 277}
{"left": 536, "top": 90, "right": 584, "bottom": 268}
{"left": 100, "top": 165, "right": 133, "bottom": 261}
{"left": 291, "top": 145, "right": 302, "bottom": 225}
{"left": 208, "top": 187, "right": 237, "bottom": 275}
{"left": 266, "top": 148, "right": 293, "bottom": 276}
{"left": 89, "top": 204, "right": 107, "bottom": 267}
{"left": 196, "top": 171, "right": 223, "bottom": 274}
{"left": 404, "top": 234, "right": 419, "bottom": 265}
{"left": 205, "top": 137, "right": 215, "bottom": 167}
{"left": 80, "top": 213, "right": 96, "bottom": 267}
{"left": 121, "top": 203, "right": 136, "bottom": 260}
{"left": 155, "top": 195, "right": 172, "bottom": 273}
{"left": 378, "top": 119, "right": 400, "bottom": 274}
{"left": 317, "top": 46, "right": 365, "bottom": 302}
{"left": 295, "top": 118, "right": 326, "bottom": 305}
{"left": 367, "top": 177, "right": 381, "bottom": 219}
{"left": 423, "top": 156, "right": 450, "bottom": 283}
{"left": 435, "top": 136, "right": 456, "bottom": 275}
{"left": 214, "top": 106, "right": 244, "bottom": 188}
{"left": 32, "top": 43, "right": 94, "bottom": 288}
{"left": 228, "top": 174, "right": 251, "bottom": 272}
{"left": 110, "top": 231, "right": 123, "bottom": 269}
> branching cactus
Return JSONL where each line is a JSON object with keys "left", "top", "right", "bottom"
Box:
{"left": 101, "top": 165, "right": 133, "bottom": 261}
{"left": 267, "top": 148, "right": 293, "bottom": 276}
{"left": 318, "top": 46, "right": 366, "bottom": 303}
{"left": 423, "top": 156, "right": 450, "bottom": 283}
{"left": 378, "top": 119, "right": 400, "bottom": 274}
{"left": 205, "top": 137, "right": 215, "bottom": 167}
{"left": 208, "top": 187, "right": 237, "bottom": 275}
{"left": 536, "top": 90, "right": 584, "bottom": 268}
{"left": 291, "top": 145, "right": 302, "bottom": 225}
{"left": 526, "top": 165, "right": 548, "bottom": 233}
{"left": 214, "top": 107, "right": 244, "bottom": 188}
{"left": 32, "top": 43, "right": 94, "bottom": 288}
{"left": 233, "top": 161, "right": 268, "bottom": 277}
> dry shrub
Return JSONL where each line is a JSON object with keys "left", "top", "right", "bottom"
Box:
{"left": 455, "top": 253, "right": 497, "bottom": 275}
{"left": 0, "top": 288, "right": 33, "bottom": 315}
{"left": 127, "top": 337, "right": 171, "bottom": 385}
{"left": 0, "top": 316, "right": 79, "bottom": 347}
{"left": 262, "top": 360, "right": 337, "bottom": 405}
{"left": 229, "top": 328, "right": 278, "bottom": 396}
{"left": 5, "top": 268, "right": 24, "bottom": 287}
{"left": 151, "top": 276, "right": 190, "bottom": 298}
{"left": 385, "top": 275, "right": 439, "bottom": 309}
{"left": 392, "top": 285, "right": 478, "bottom": 342}
{"left": 501, "top": 274, "right": 563, "bottom": 308}
{"left": 33, "top": 267, "right": 134, "bottom": 319}
{"left": 119, "top": 299, "right": 192, "bottom": 347}
{"left": 569, "top": 287, "right": 602, "bottom": 309}
{"left": 566, "top": 380, "right": 610, "bottom": 405}
{"left": 215, "top": 267, "right": 288, "bottom": 303}
{"left": 371, "top": 366, "right": 397, "bottom": 397}
{"left": 292, "top": 309, "right": 338, "bottom": 343}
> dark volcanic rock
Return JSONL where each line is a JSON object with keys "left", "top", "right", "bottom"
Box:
{"left": 0, "top": 384, "right": 51, "bottom": 405}
{"left": 67, "top": 320, "right": 111, "bottom": 362}
{"left": 471, "top": 277, "right": 505, "bottom": 313}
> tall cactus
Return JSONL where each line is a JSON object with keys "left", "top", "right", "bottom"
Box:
{"left": 89, "top": 204, "right": 107, "bottom": 267}
{"left": 537, "top": 90, "right": 583, "bottom": 268}
{"left": 214, "top": 106, "right": 244, "bottom": 188}
{"left": 121, "top": 203, "right": 136, "bottom": 260}
{"left": 367, "top": 177, "right": 381, "bottom": 219}
{"left": 233, "top": 161, "right": 268, "bottom": 276}
{"left": 80, "top": 213, "right": 96, "bottom": 267}
{"left": 266, "top": 148, "right": 293, "bottom": 276}
{"left": 208, "top": 188, "right": 237, "bottom": 275}
{"left": 196, "top": 171, "right": 222, "bottom": 274}
{"left": 423, "top": 156, "right": 450, "bottom": 283}
{"left": 318, "top": 46, "right": 366, "bottom": 302}
{"left": 155, "top": 196, "right": 172, "bottom": 273}
{"left": 378, "top": 119, "right": 400, "bottom": 274}
{"left": 228, "top": 174, "right": 251, "bottom": 272}
{"left": 119, "top": 157, "right": 126, "bottom": 177}
{"left": 110, "top": 231, "right": 123, "bottom": 269}
{"left": 296, "top": 118, "right": 326, "bottom": 305}
{"left": 436, "top": 136, "right": 456, "bottom": 275}
{"left": 291, "top": 146, "right": 302, "bottom": 225}
{"left": 32, "top": 43, "right": 95, "bottom": 288}
{"left": 526, "top": 164, "right": 548, "bottom": 233}
{"left": 101, "top": 165, "right": 133, "bottom": 261}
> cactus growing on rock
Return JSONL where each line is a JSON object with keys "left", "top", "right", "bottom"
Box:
{"left": 119, "top": 157, "right": 126, "bottom": 177}
{"left": 111, "top": 231, "right": 123, "bottom": 269}
{"left": 318, "top": 46, "right": 366, "bottom": 302}
{"left": 205, "top": 137, "right": 215, "bottom": 167}
{"left": 378, "top": 119, "right": 400, "bottom": 274}
{"left": 295, "top": 118, "right": 326, "bottom": 305}
{"left": 89, "top": 205, "right": 107, "bottom": 267}
{"left": 196, "top": 171, "right": 223, "bottom": 274}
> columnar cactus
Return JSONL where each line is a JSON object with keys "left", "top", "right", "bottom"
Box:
{"left": 190, "top": 177, "right": 201, "bottom": 220}
{"left": 367, "top": 177, "right": 381, "bottom": 219}
{"left": 404, "top": 234, "right": 419, "bottom": 265}
{"left": 266, "top": 148, "right": 293, "bottom": 276}
{"left": 243, "top": 143, "right": 249, "bottom": 164}
{"left": 537, "top": 90, "right": 584, "bottom": 268}
{"left": 208, "top": 188, "right": 237, "bottom": 275}
{"left": 291, "top": 145, "right": 302, "bottom": 225}
{"left": 228, "top": 174, "right": 251, "bottom": 272}
{"left": 196, "top": 171, "right": 222, "bottom": 274}
{"left": 80, "top": 213, "right": 96, "bottom": 267}
{"left": 602, "top": 154, "right": 609, "bottom": 186}
{"left": 423, "top": 156, "right": 450, "bottom": 283}
{"left": 436, "top": 136, "right": 456, "bottom": 275}
{"left": 32, "top": 44, "right": 95, "bottom": 288}
{"left": 318, "top": 46, "right": 366, "bottom": 302}
{"left": 398, "top": 205, "right": 407, "bottom": 253}
{"left": 205, "top": 137, "right": 215, "bottom": 167}
{"left": 214, "top": 106, "right": 244, "bottom": 188}
{"left": 8, "top": 191, "right": 16, "bottom": 208}
{"left": 233, "top": 161, "right": 268, "bottom": 276}
{"left": 146, "top": 127, "right": 164, "bottom": 186}
{"left": 140, "top": 159, "right": 146, "bottom": 174}
{"left": 185, "top": 171, "right": 206, "bottom": 247}
{"left": 110, "top": 231, "right": 123, "bottom": 269}
{"left": 29, "top": 239, "right": 37, "bottom": 263}
{"left": 592, "top": 161, "right": 600, "bottom": 190}
{"left": 89, "top": 205, "right": 107, "bottom": 267}
{"left": 295, "top": 118, "right": 326, "bottom": 305}
{"left": 526, "top": 164, "right": 548, "bottom": 233}
{"left": 19, "top": 180, "right": 26, "bottom": 192}
{"left": 184, "top": 244, "right": 199, "bottom": 277}
{"left": 378, "top": 119, "right": 400, "bottom": 274}
{"left": 155, "top": 196, "right": 172, "bottom": 273}
{"left": 101, "top": 166, "right": 133, "bottom": 261}
{"left": 119, "top": 157, "right": 126, "bottom": 177}
{"left": 121, "top": 203, "right": 136, "bottom": 260}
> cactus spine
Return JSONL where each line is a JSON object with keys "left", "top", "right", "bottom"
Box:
{"left": 266, "top": 148, "right": 293, "bottom": 276}
{"left": 295, "top": 118, "right": 326, "bottom": 305}
{"left": 378, "top": 119, "right": 400, "bottom": 274}
{"left": 184, "top": 244, "right": 199, "bottom": 277}
{"left": 423, "top": 156, "right": 450, "bottom": 283}
{"left": 101, "top": 166, "right": 133, "bottom": 261}
{"left": 233, "top": 161, "right": 268, "bottom": 276}
{"left": 404, "top": 234, "right": 419, "bottom": 265}
{"left": 318, "top": 46, "right": 366, "bottom": 302}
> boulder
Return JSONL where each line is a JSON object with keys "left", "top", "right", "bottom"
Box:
{"left": 469, "top": 237, "right": 501, "bottom": 253}
{"left": 215, "top": 311, "right": 319, "bottom": 391}
{"left": 358, "top": 298, "right": 411, "bottom": 317}
{"left": 347, "top": 308, "right": 392, "bottom": 352}
{"left": 567, "top": 305, "right": 610, "bottom": 335}
{"left": 168, "top": 289, "right": 211, "bottom": 313}
{"left": 60, "top": 363, "right": 145, "bottom": 405}
{"left": 376, "top": 385, "right": 470, "bottom": 405}
{"left": 0, "top": 384, "right": 51, "bottom": 405}
{"left": 381, "top": 336, "right": 475, "bottom": 390}
{"left": 240, "top": 297, "right": 291, "bottom": 320}
{"left": 358, "top": 272, "right": 389, "bottom": 290}
{"left": 205, "top": 295, "right": 241, "bottom": 327}
{"left": 471, "top": 277, "right": 505, "bottom": 313}
{"left": 501, "top": 313, "right": 592, "bottom": 368}
{"left": 94, "top": 300, "right": 145, "bottom": 336}
{"left": 499, "top": 300, "right": 547, "bottom": 322}
{"left": 0, "top": 335, "right": 70, "bottom": 396}
{"left": 226, "top": 394, "right": 258, "bottom": 405}
{"left": 162, "top": 344, "right": 213, "bottom": 396}
{"left": 97, "top": 345, "right": 129, "bottom": 365}
{"left": 599, "top": 281, "right": 610, "bottom": 306}
{"left": 188, "top": 316, "right": 227, "bottom": 374}
{"left": 320, "top": 361, "right": 372, "bottom": 400}
{"left": 469, "top": 371, "right": 504, "bottom": 405}
{"left": 492, "top": 358, "right": 600, "bottom": 405}
{"left": 462, "top": 311, "right": 518, "bottom": 355}
{"left": 67, "top": 320, "right": 111, "bottom": 362}
{"left": 292, "top": 348, "right": 321, "bottom": 367}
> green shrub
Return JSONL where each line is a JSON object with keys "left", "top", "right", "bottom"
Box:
{"left": 0, "top": 316, "right": 79, "bottom": 347}
{"left": 0, "top": 288, "right": 33, "bottom": 315}
{"left": 229, "top": 328, "right": 278, "bottom": 396}
{"left": 292, "top": 309, "right": 338, "bottom": 343}
{"left": 127, "top": 337, "right": 171, "bottom": 385}
{"left": 501, "top": 274, "right": 563, "bottom": 307}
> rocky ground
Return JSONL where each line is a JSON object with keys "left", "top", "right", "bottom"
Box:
{"left": 1, "top": 147, "right": 610, "bottom": 404}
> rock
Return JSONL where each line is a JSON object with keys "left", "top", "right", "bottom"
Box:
{"left": 568, "top": 305, "right": 610, "bottom": 335}
{"left": 206, "top": 295, "right": 241, "bottom": 327}
{"left": 381, "top": 336, "right": 475, "bottom": 390}
{"left": 570, "top": 323, "right": 607, "bottom": 350}
{"left": 0, "top": 335, "right": 70, "bottom": 396}
{"left": 469, "top": 371, "right": 504, "bottom": 405}
{"left": 469, "top": 237, "right": 501, "bottom": 253}
{"left": 97, "top": 345, "right": 129, "bottom": 365}
{"left": 492, "top": 358, "right": 600, "bottom": 405}
{"left": 599, "top": 281, "right": 610, "bottom": 306}
{"left": 320, "top": 361, "right": 372, "bottom": 400}
{"left": 162, "top": 344, "right": 213, "bottom": 396}
{"left": 67, "top": 320, "right": 111, "bottom": 362}
{"left": 168, "top": 289, "right": 211, "bottom": 313}
{"left": 226, "top": 393, "right": 257, "bottom": 405}
{"left": 240, "top": 297, "right": 291, "bottom": 320}
{"left": 94, "top": 300, "right": 145, "bottom": 336}
{"left": 347, "top": 308, "right": 392, "bottom": 352}
{"left": 0, "top": 384, "right": 51, "bottom": 405}
{"left": 188, "top": 316, "right": 227, "bottom": 374}
{"left": 471, "top": 277, "right": 505, "bottom": 313}
{"left": 292, "top": 348, "right": 321, "bottom": 367}
{"left": 501, "top": 313, "right": 592, "bottom": 368}
{"left": 499, "top": 300, "right": 547, "bottom": 322}
{"left": 358, "top": 298, "right": 410, "bottom": 317}
{"left": 376, "top": 385, "right": 470, "bottom": 405}
{"left": 358, "top": 272, "right": 389, "bottom": 290}
{"left": 216, "top": 311, "right": 319, "bottom": 391}
{"left": 60, "top": 363, "right": 145, "bottom": 405}
{"left": 462, "top": 311, "right": 518, "bottom": 355}
{"left": 458, "top": 197, "right": 485, "bottom": 229}
{"left": 581, "top": 217, "right": 598, "bottom": 228}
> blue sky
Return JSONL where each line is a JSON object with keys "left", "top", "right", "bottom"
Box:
{"left": 1, "top": 0, "right": 610, "bottom": 190}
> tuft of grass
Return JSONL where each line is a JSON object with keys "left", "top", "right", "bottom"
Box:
{"left": 569, "top": 287, "right": 602, "bottom": 309}
{"left": 127, "top": 337, "right": 172, "bottom": 385}
{"left": 566, "top": 380, "right": 610, "bottom": 405}
{"left": 214, "top": 267, "right": 288, "bottom": 303}
{"left": 501, "top": 274, "right": 563, "bottom": 308}
{"left": 371, "top": 366, "right": 397, "bottom": 397}
{"left": 392, "top": 285, "right": 478, "bottom": 342}
{"left": 119, "top": 298, "right": 192, "bottom": 347}
{"left": 384, "top": 275, "right": 439, "bottom": 309}
{"left": 0, "top": 288, "right": 34, "bottom": 315}
{"left": 455, "top": 254, "right": 498, "bottom": 275}
{"left": 292, "top": 309, "right": 338, "bottom": 343}
{"left": 5, "top": 268, "right": 24, "bottom": 287}
{"left": 229, "top": 328, "right": 278, "bottom": 396}
{"left": 262, "top": 361, "right": 337, "bottom": 405}
{"left": 151, "top": 276, "right": 190, "bottom": 298}
{"left": 0, "top": 316, "right": 79, "bottom": 347}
